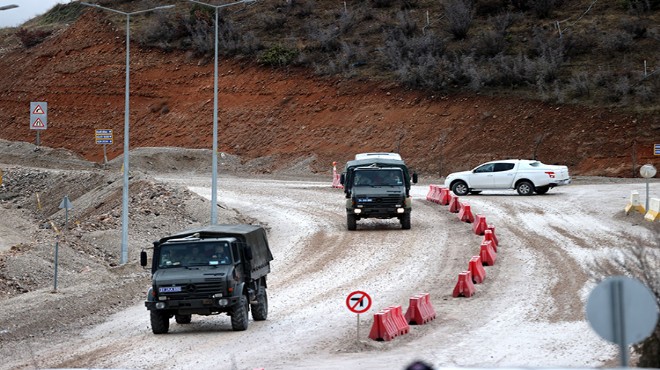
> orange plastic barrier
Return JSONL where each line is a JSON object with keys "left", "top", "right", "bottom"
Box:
{"left": 483, "top": 229, "right": 498, "bottom": 252}
{"left": 404, "top": 293, "right": 436, "bottom": 325}
{"left": 386, "top": 305, "right": 410, "bottom": 335}
{"left": 486, "top": 224, "right": 499, "bottom": 247}
{"left": 473, "top": 214, "right": 488, "bottom": 235}
{"left": 439, "top": 187, "right": 451, "bottom": 205}
{"left": 426, "top": 185, "right": 441, "bottom": 203}
{"left": 458, "top": 202, "right": 475, "bottom": 223}
{"left": 468, "top": 255, "right": 486, "bottom": 283}
{"left": 480, "top": 240, "right": 497, "bottom": 266}
{"left": 426, "top": 185, "right": 436, "bottom": 202}
{"left": 331, "top": 162, "right": 343, "bottom": 189}
{"left": 368, "top": 310, "right": 399, "bottom": 341}
{"left": 448, "top": 194, "right": 461, "bottom": 213}
{"left": 452, "top": 271, "right": 476, "bottom": 297}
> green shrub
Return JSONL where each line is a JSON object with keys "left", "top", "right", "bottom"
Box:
{"left": 260, "top": 45, "right": 298, "bottom": 67}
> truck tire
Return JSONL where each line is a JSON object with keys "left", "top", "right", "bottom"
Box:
{"left": 516, "top": 180, "right": 535, "bottom": 195}
{"left": 150, "top": 310, "right": 170, "bottom": 334}
{"left": 451, "top": 181, "right": 469, "bottom": 196}
{"left": 175, "top": 314, "right": 191, "bottom": 324}
{"left": 400, "top": 213, "right": 411, "bottom": 230}
{"left": 231, "top": 294, "right": 249, "bottom": 331}
{"left": 347, "top": 214, "right": 357, "bottom": 231}
{"left": 535, "top": 186, "right": 549, "bottom": 195}
{"left": 251, "top": 286, "right": 268, "bottom": 321}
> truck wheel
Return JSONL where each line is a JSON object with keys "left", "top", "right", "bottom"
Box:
{"left": 400, "top": 213, "right": 411, "bottom": 230}
{"left": 175, "top": 314, "right": 191, "bottom": 324}
{"left": 347, "top": 214, "right": 357, "bottom": 231}
{"left": 251, "top": 286, "right": 268, "bottom": 321}
{"left": 231, "top": 294, "right": 249, "bottom": 331}
{"left": 451, "top": 181, "right": 469, "bottom": 196}
{"left": 535, "top": 186, "right": 549, "bottom": 195}
{"left": 150, "top": 310, "right": 170, "bottom": 334}
{"left": 516, "top": 181, "right": 535, "bottom": 195}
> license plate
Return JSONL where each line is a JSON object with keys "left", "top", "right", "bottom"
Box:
{"left": 159, "top": 286, "right": 182, "bottom": 293}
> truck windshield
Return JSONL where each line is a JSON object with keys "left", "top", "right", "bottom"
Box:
{"left": 158, "top": 241, "right": 232, "bottom": 268}
{"left": 353, "top": 169, "right": 403, "bottom": 187}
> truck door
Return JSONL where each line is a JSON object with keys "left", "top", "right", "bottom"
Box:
{"left": 492, "top": 162, "right": 516, "bottom": 188}
{"left": 470, "top": 163, "right": 495, "bottom": 188}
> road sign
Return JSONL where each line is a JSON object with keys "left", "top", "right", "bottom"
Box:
{"left": 586, "top": 276, "right": 658, "bottom": 366}
{"left": 654, "top": 143, "right": 660, "bottom": 156}
{"left": 346, "top": 291, "right": 372, "bottom": 314}
{"left": 30, "top": 102, "right": 47, "bottom": 130}
{"left": 95, "top": 129, "right": 113, "bottom": 145}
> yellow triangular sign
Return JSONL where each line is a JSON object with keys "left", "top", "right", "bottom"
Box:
{"left": 32, "top": 105, "right": 45, "bottom": 114}
{"left": 32, "top": 118, "right": 45, "bottom": 128}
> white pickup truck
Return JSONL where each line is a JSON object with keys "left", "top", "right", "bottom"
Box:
{"left": 444, "top": 159, "right": 571, "bottom": 195}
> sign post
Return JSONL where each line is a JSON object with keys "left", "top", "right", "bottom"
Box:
{"left": 30, "top": 102, "right": 48, "bottom": 147}
{"left": 586, "top": 276, "right": 659, "bottom": 367}
{"left": 346, "top": 290, "right": 372, "bottom": 342}
{"left": 639, "top": 164, "right": 657, "bottom": 212}
{"left": 95, "top": 129, "right": 113, "bottom": 164}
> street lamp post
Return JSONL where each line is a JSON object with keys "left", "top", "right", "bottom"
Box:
{"left": 189, "top": 0, "right": 255, "bottom": 225}
{"left": 80, "top": 2, "right": 175, "bottom": 265}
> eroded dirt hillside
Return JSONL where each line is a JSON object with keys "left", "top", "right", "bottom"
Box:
{"left": 0, "top": 12, "right": 658, "bottom": 177}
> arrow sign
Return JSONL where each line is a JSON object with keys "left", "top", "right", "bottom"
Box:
{"left": 346, "top": 290, "right": 372, "bottom": 314}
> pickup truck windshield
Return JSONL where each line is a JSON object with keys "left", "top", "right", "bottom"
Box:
{"left": 353, "top": 169, "right": 404, "bottom": 187}
{"left": 158, "top": 241, "right": 232, "bottom": 268}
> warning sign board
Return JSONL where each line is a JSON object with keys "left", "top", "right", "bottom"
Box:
{"left": 30, "top": 102, "right": 47, "bottom": 130}
{"left": 346, "top": 291, "right": 372, "bottom": 314}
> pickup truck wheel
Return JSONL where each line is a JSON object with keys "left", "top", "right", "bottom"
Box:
{"left": 251, "top": 286, "right": 268, "bottom": 321}
{"left": 400, "top": 213, "right": 411, "bottom": 230}
{"left": 451, "top": 181, "right": 469, "bottom": 196}
{"left": 231, "top": 294, "right": 249, "bottom": 331}
{"left": 150, "top": 310, "right": 170, "bottom": 334}
{"left": 516, "top": 181, "right": 535, "bottom": 196}
{"left": 347, "top": 214, "right": 357, "bottom": 231}
{"left": 535, "top": 186, "right": 549, "bottom": 195}
{"left": 175, "top": 314, "right": 191, "bottom": 324}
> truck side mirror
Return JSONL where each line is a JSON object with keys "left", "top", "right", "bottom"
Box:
{"left": 244, "top": 246, "right": 253, "bottom": 261}
{"left": 140, "top": 250, "right": 148, "bottom": 267}
{"left": 412, "top": 173, "right": 418, "bottom": 184}
{"left": 340, "top": 173, "right": 345, "bottom": 185}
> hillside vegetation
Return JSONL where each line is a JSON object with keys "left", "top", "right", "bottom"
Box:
{"left": 10, "top": 0, "right": 660, "bottom": 111}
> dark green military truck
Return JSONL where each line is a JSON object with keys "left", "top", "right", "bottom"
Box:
{"left": 141, "top": 224, "right": 273, "bottom": 334}
{"left": 340, "top": 153, "right": 417, "bottom": 230}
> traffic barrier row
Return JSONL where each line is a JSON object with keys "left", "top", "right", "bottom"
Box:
{"left": 426, "top": 185, "right": 451, "bottom": 205}
{"left": 369, "top": 294, "right": 436, "bottom": 341}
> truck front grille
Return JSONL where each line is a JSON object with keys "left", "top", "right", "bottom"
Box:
{"left": 357, "top": 195, "right": 402, "bottom": 208}
{"left": 158, "top": 281, "right": 224, "bottom": 299}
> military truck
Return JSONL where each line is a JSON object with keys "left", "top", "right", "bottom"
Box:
{"left": 340, "top": 153, "right": 417, "bottom": 230}
{"left": 140, "top": 224, "right": 273, "bottom": 334}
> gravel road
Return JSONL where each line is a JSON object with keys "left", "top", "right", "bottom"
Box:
{"left": 3, "top": 172, "right": 659, "bottom": 370}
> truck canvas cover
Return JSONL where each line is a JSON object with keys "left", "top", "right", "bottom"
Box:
{"left": 158, "top": 224, "right": 273, "bottom": 274}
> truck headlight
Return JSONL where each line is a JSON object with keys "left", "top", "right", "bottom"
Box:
{"left": 217, "top": 299, "right": 229, "bottom": 306}
{"left": 354, "top": 209, "right": 362, "bottom": 214}
{"left": 397, "top": 208, "right": 405, "bottom": 213}
{"left": 155, "top": 302, "right": 166, "bottom": 309}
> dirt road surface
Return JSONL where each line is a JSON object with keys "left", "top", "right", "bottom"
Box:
{"left": 2, "top": 164, "right": 657, "bottom": 369}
